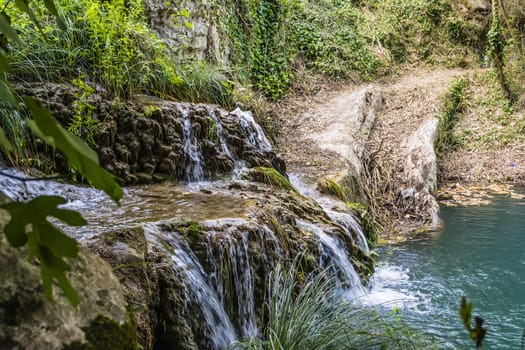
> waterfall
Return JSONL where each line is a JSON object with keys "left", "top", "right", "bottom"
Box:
{"left": 326, "top": 210, "right": 370, "bottom": 254}
{"left": 145, "top": 218, "right": 281, "bottom": 347}
{"left": 207, "top": 109, "right": 247, "bottom": 179}
{"left": 233, "top": 108, "right": 273, "bottom": 152}
{"left": 177, "top": 106, "right": 275, "bottom": 182}
{"left": 209, "top": 110, "right": 235, "bottom": 162}
{"left": 289, "top": 174, "right": 370, "bottom": 254}
{"left": 298, "top": 220, "right": 365, "bottom": 299}
{"left": 145, "top": 224, "right": 237, "bottom": 350}
{"left": 203, "top": 218, "right": 259, "bottom": 338}
{"left": 179, "top": 105, "right": 205, "bottom": 182}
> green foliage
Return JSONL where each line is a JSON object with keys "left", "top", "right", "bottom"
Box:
{"left": 290, "top": 0, "right": 380, "bottom": 79}
{"left": 5, "top": 0, "right": 233, "bottom": 105}
{"left": 347, "top": 201, "right": 378, "bottom": 247}
{"left": 172, "top": 62, "right": 234, "bottom": 106}
{"left": 0, "top": 127, "right": 12, "bottom": 151}
{"left": 358, "top": 0, "right": 479, "bottom": 66}
{"left": 247, "top": 167, "right": 293, "bottom": 191}
{"left": 232, "top": 262, "right": 438, "bottom": 350}
{"left": 221, "top": 0, "right": 477, "bottom": 99}
{"left": 436, "top": 77, "right": 467, "bottom": 154}
{"left": 0, "top": 1, "right": 123, "bottom": 307}
{"left": 1, "top": 195, "right": 85, "bottom": 306}
{"left": 487, "top": 0, "right": 513, "bottom": 100}
{"left": 68, "top": 76, "right": 98, "bottom": 146}
{"left": 224, "top": 0, "right": 295, "bottom": 99}
{"left": 459, "top": 296, "right": 486, "bottom": 349}
{"left": 25, "top": 98, "right": 123, "bottom": 201}
{"left": 317, "top": 178, "right": 351, "bottom": 202}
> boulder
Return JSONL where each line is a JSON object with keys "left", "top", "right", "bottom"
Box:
{"left": 399, "top": 117, "right": 442, "bottom": 229}
{"left": 0, "top": 232, "right": 137, "bottom": 350}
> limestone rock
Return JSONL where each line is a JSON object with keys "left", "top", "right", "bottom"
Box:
{"left": 0, "top": 234, "right": 137, "bottom": 349}
{"left": 399, "top": 117, "right": 442, "bottom": 229}
{"left": 15, "top": 83, "right": 286, "bottom": 184}
{"left": 308, "top": 87, "right": 384, "bottom": 178}
{"left": 143, "top": 0, "right": 229, "bottom": 64}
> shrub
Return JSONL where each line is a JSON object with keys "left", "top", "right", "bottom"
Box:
{"left": 6, "top": 0, "right": 232, "bottom": 104}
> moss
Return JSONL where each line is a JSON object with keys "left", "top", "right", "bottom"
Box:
{"left": 185, "top": 222, "right": 202, "bottom": 243}
{"left": 63, "top": 313, "right": 139, "bottom": 350}
{"left": 101, "top": 226, "right": 147, "bottom": 254}
{"left": 347, "top": 202, "right": 379, "bottom": 248}
{"left": 317, "top": 178, "right": 351, "bottom": 202}
{"left": 247, "top": 167, "right": 293, "bottom": 191}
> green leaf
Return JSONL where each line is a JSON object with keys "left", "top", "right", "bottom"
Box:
{"left": 0, "top": 195, "right": 84, "bottom": 306}
{"left": 26, "top": 7, "right": 47, "bottom": 39}
{"left": 0, "top": 12, "right": 23, "bottom": 46}
{"left": 15, "top": 0, "right": 29, "bottom": 13}
{"left": 55, "top": 16, "right": 67, "bottom": 31}
{"left": 459, "top": 296, "right": 473, "bottom": 331}
{"left": 0, "top": 127, "right": 13, "bottom": 152}
{"left": 0, "top": 79, "right": 19, "bottom": 108}
{"left": 40, "top": 246, "right": 80, "bottom": 307}
{"left": 0, "top": 52, "right": 10, "bottom": 73}
{"left": 43, "top": 0, "right": 59, "bottom": 16}
{"left": 180, "top": 8, "right": 190, "bottom": 18}
{"left": 1, "top": 202, "right": 28, "bottom": 247}
{"left": 24, "top": 98, "right": 123, "bottom": 202}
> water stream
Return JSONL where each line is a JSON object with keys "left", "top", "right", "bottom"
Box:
{"left": 0, "top": 109, "right": 373, "bottom": 349}
{"left": 367, "top": 194, "right": 525, "bottom": 349}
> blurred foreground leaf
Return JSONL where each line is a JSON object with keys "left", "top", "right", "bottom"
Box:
{"left": 1, "top": 196, "right": 86, "bottom": 306}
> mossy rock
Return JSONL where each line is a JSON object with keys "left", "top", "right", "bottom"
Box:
{"left": 63, "top": 314, "right": 139, "bottom": 350}
{"left": 244, "top": 166, "right": 293, "bottom": 191}
{"left": 317, "top": 177, "right": 352, "bottom": 202}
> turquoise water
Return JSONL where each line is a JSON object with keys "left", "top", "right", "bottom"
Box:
{"left": 369, "top": 194, "right": 525, "bottom": 349}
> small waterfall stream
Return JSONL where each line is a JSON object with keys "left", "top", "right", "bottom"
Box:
{"left": 180, "top": 105, "right": 205, "bottom": 182}
{"left": 203, "top": 218, "right": 260, "bottom": 338}
{"left": 146, "top": 223, "right": 237, "bottom": 350}
{"left": 298, "top": 220, "right": 366, "bottom": 299}
{"left": 233, "top": 108, "right": 273, "bottom": 152}
{"left": 0, "top": 106, "right": 374, "bottom": 350}
{"left": 177, "top": 106, "right": 276, "bottom": 182}
{"left": 208, "top": 110, "right": 235, "bottom": 162}
{"left": 289, "top": 174, "right": 370, "bottom": 254}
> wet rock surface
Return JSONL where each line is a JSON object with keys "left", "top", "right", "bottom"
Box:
{"left": 79, "top": 179, "right": 373, "bottom": 350}
{"left": 16, "top": 83, "right": 286, "bottom": 184}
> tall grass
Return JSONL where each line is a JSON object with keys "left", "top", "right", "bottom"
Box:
{"left": 231, "top": 262, "right": 438, "bottom": 350}
{"left": 6, "top": 0, "right": 232, "bottom": 105}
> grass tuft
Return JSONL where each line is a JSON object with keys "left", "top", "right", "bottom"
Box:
{"left": 231, "top": 262, "right": 439, "bottom": 350}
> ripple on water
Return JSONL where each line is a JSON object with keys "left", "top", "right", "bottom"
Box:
{"left": 369, "top": 193, "right": 525, "bottom": 349}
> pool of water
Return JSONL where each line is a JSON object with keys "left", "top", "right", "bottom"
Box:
{"left": 367, "top": 194, "right": 525, "bottom": 349}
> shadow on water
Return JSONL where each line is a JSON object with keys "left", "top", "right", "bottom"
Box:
{"left": 368, "top": 192, "right": 525, "bottom": 349}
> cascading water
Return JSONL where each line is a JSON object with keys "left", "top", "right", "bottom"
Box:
{"left": 207, "top": 109, "right": 247, "bottom": 179}
{"left": 204, "top": 219, "right": 259, "bottom": 338}
{"left": 178, "top": 106, "right": 276, "bottom": 183}
{"left": 298, "top": 220, "right": 366, "bottom": 299}
{"left": 233, "top": 108, "right": 272, "bottom": 152}
{"left": 0, "top": 103, "right": 375, "bottom": 349}
{"left": 180, "top": 105, "right": 205, "bottom": 182}
{"left": 208, "top": 110, "right": 235, "bottom": 162}
{"left": 327, "top": 210, "right": 370, "bottom": 254}
{"left": 289, "top": 174, "right": 370, "bottom": 254}
{"left": 146, "top": 223, "right": 237, "bottom": 350}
